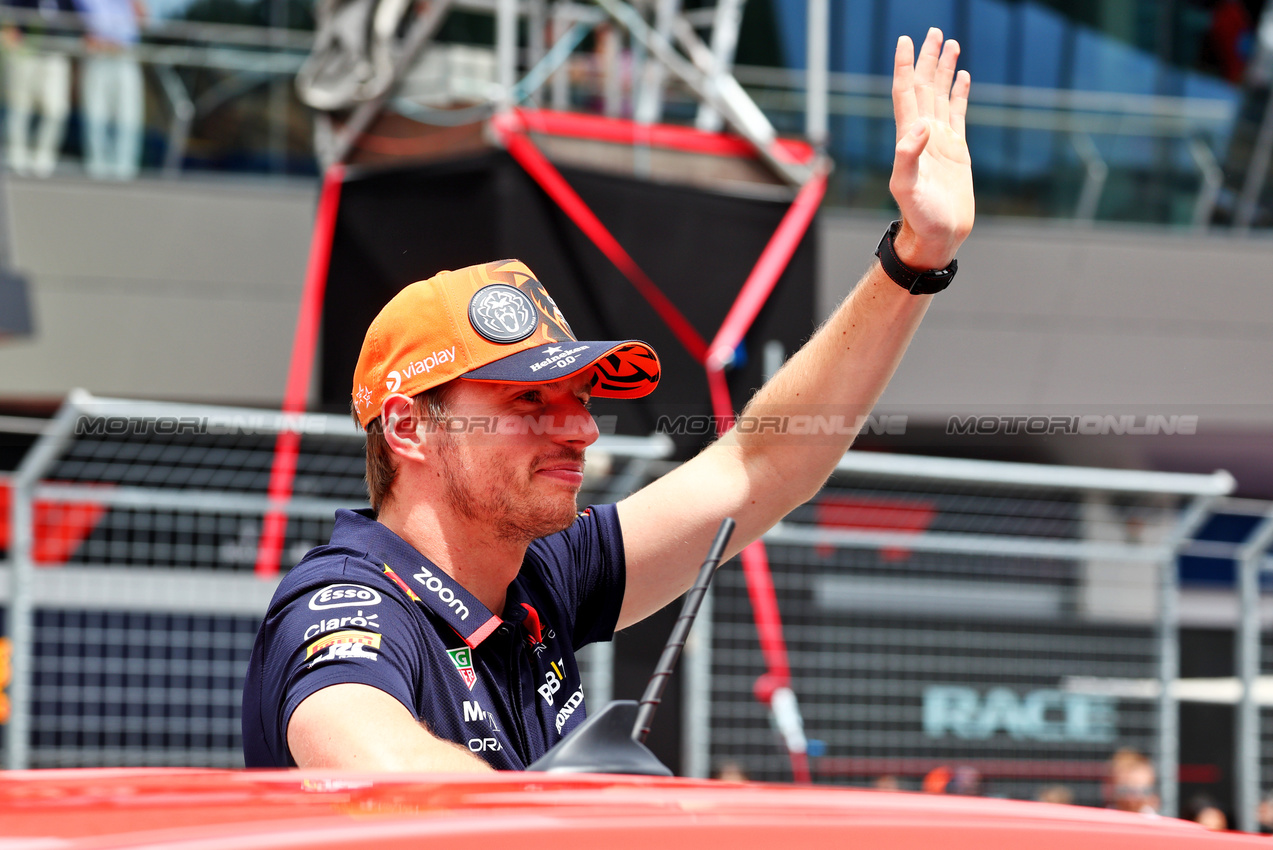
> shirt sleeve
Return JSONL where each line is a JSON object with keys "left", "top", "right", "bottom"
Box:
{"left": 525, "top": 503, "right": 626, "bottom": 650}
{"left": 256, "top": 558, "right": 428, "bottom": 764}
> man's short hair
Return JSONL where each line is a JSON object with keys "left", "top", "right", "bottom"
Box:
{"left": 358, "top": 383, "right": 453, "bottom": 511}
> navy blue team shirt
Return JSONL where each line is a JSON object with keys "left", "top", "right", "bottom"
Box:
{"left": 241, "top": 504, "right": 625, "bottom": 769}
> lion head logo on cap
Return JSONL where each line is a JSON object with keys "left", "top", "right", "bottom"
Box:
{"left": 469, "top": 284, "right": 537, "bottom": 343}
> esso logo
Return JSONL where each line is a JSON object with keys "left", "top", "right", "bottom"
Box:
{"left": 308, "top": 584, "right": 382, "bottom": 610}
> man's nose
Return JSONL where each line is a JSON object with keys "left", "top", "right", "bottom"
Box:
{"left": 551, "top": 398, "right": 599, "bottom": 447}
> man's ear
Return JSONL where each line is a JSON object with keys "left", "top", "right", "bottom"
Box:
{"left": 381, "top": 394, "right": 428, "bottom": 461}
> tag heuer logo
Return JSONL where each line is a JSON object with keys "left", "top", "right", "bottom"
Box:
{"left": 469, "top": 284, "right": 537, "bottom": 343}
{"left": 447, "top": 646, "right": 478, "bottom": 690}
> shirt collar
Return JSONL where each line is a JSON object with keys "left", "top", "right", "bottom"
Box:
{"left": 332, "top": 509, "right": 502, "bottom": 648}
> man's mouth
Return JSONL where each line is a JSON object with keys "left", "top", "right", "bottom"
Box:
{"left": 535, "top": 457, "right": 585, "bottom": 487}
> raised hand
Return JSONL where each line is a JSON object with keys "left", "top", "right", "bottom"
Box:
{"left": 889, "top": 28, "right": 974, "bottom": 271}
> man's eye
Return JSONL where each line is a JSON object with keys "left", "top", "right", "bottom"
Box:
{"left": 518, "top": 391, "right": 542, "bottom": 403}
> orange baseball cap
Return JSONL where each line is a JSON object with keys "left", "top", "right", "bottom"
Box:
{"left": 351, "top": 259, "right": 661, "bottom": 428}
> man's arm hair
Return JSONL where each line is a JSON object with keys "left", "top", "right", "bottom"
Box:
{"left": 288, "top": 683, "right": 495, "bottom": 772}
{"left": 614, "top": 28, "right": 973, "bottom": 630}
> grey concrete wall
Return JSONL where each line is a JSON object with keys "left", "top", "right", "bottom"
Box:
{"left": 820, "top": 212, "right": 1273, "bottom": 427}
{"left": 4, "top": 176, "right": 1273, "bottom": 433}
{"left": 0, "top": 175, "right": 316, "bottom": 406}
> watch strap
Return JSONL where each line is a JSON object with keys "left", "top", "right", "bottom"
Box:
{"left": 875, "top": 220, "right": 957, "bottom": 295}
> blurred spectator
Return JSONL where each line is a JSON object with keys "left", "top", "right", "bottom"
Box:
{"left": 873, "top": 775, "right": 901, "bottom": 791}
{"left": 1182, "top": 794, "right": 1228, "bottom": 831}
{"left": 713, "top": 761, "right": 747, "bottom": 782}
{"left": 922, "top": 766, "right": 950, "bottom": 794}
{"left": 72, "top": 0, "right": 143, "bottom": 179}
{"left": 1035, "top": 785, "right": 1075, "bottom": 806}
{"left": 3, "top": 0, "right": 75, "bottom": 176}
{"left": 1104, "top": 748, "right": 1159, "bottom": 814}
{"left": 922, "top": 765, "right": 982, "bottom": 796}
{"left": 1205, "top": 0, "right": 1253, "bottom": 83}
{"left": 1257, "top": 791, "right": 1273, "bottom": 832}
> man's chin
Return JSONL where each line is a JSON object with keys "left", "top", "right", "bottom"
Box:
{"left": 497, "top": 494, "right": 579, "bottom": 543}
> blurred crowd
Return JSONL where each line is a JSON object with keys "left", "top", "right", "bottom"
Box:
{"left": 2, "top": 0, "right": 145, "bottom": 179}
{"left": 714, "top": 748, "right": 1261, "bottom": 833}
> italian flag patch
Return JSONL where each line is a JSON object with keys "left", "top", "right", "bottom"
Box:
{"left": 447, "top": 646, "right": 477, "bottom": 690}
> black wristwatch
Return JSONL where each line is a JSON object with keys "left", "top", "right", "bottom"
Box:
{"left": 875, "top": 220, "right": 957, "bottom": 295}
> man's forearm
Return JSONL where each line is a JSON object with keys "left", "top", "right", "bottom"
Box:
{"left": 719, "top": 258, "right": 932, "bottom": 505}
{"left": 288, "top": 683, "right": 497, "bottom": 772}
{"left": 612, "top": 30, "right": 971, "bottom": 629}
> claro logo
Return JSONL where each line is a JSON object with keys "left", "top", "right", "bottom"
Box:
{"left": 308, "top": 584, "right": 383, "bottom": 611}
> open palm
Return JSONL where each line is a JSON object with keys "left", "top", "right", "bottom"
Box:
{"left": 888, "top": 29, "right": 975, "bottom": 270}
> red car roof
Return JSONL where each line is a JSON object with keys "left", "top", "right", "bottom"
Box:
{"left": 0, "top": 768, "right": 1263, "bottom": 850}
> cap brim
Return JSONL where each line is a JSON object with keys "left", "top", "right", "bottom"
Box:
{"left": 464, "top": 341, "right": 660, "bottom": 399}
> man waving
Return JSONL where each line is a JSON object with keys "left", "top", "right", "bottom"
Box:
{"left": 242, "top": 28, "right": 974, "bottom": 771}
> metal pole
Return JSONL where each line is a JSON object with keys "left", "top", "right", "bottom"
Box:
{"left": 549, "top": 3, "right": 569, "bottom": 110}
{"left": 1236, "top": 511, "right": 1273, "bottom": 832}
{"left": 497, "top": 0, "right": 518, "bottom": 106}
{"left": 1158, "top": 549, "right": 1180, "bottom": 817}
{"left": 695, "top": 0, "right": 745, "bottom": 132}
{"left": 1237, "top": 83, "right": 1273, "bottom": 231}
{"left": 683, "top": 584, "right": 713, "bottom": 778}
{"left": 601, "top": 23, "right": 621, "bottom": 117}
{"left": 5, "top": 391, "right": 82, "bottom": 770}
{"left": 154, "top": 64, "right": 194, "bottom": 177}
{"left": 633, "top": 0, "right": 678, "bottom": 124}
{"left": 6, "top": 480, "right": 32, "bottom": 770}
{"left": 1157, "top": 494, "right": 1221, "bottom": 818}
{"left": 805, "top": 0, "right": 828, "bottom": 148}
{"left": 1072, "top": 132, "right": 1108, "bottom": 223}
{"left": 1188, "top": 137, "right": 1221, "bottom": 231}
{"left": 588, "top": 641, "right": 613, "bottom": 707}
{"left": 528, "top": 0, "right": 546, "bottom": 72}
{"left": 268, "top": 0, "right": 288, "bottom": 174}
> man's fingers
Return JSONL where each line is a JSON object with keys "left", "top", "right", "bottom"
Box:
{"left": 891, "top": 119, "right": 929, "bottom": 193}
{"left": 933, "top": 39, "right": 959, "bottom": 124}
{"left": 913, "top": 27, "right": 942, "bottom": 120}
{"left": 892, "top": 35, "right": 917, "bottom": 143}
{"left": 950, "top": 69, "right": 971, "bottom": 138}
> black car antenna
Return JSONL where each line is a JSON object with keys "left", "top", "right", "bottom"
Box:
{"left": 631, "top": 517, "right": 735, "bottom": 743}
{"left": 528, "top": 517, "right": 735, "bottom": 775}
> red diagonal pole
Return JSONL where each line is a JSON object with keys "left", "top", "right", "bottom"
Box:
{"left": 493, "top": 111, "right": 709, "bottom": 364}
{"left": 255, "top": 164, "right": 346, "bottom": 577}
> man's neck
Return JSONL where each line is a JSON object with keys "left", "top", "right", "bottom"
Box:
{"left": 375, "top": 499, "right": 526, "bottom": 616}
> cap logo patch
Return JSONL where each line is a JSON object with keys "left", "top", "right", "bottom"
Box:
{"left": 469, "top": 284, "right": 537, "bottom": 343}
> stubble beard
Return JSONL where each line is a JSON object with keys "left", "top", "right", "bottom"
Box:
{"left": 436, "top": 432, "right": 582, "bottom": 542}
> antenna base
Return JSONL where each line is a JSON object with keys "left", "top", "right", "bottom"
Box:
{"left": 526, "top": 700, "right": 673, "bottom": 776}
